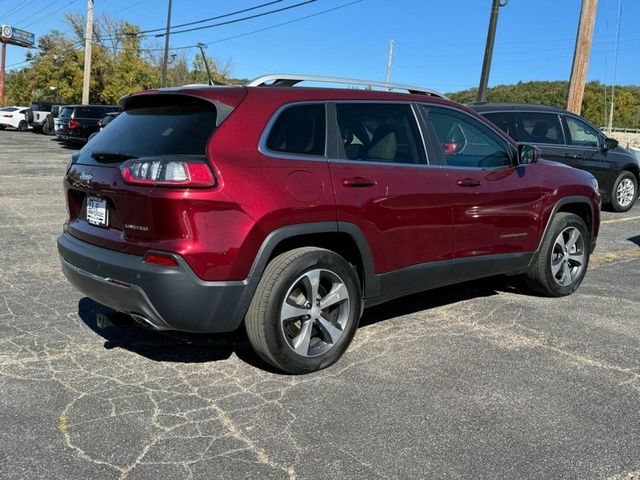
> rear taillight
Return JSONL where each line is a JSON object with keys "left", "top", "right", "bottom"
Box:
{"left": 36, "top": 113, "right": 40, "bottom": 120}
{"left": 144, "top": 252, "right": 178, "bottom": 267}
{"left": 120, "top": 158, "right": 216, "bottom": 187}
{"left": 69, "top": 119, "right": 79, "bottom": 129}
{"left": 3, "top": 114, "right": 12, "bottom": 118}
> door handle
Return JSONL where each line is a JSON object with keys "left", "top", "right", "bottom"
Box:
{"left": 456, "top": 178, "right": 481, "bottom": 187}
{"left": 341, "top": 177, "right": 377, "bottom": 188}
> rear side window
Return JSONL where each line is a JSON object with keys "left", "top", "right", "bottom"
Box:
{"left": 425, "top": 106, "right": 513, "bottom": 168}
{"left": 59, "top": 107, "right": 73, "bottom": 119}
{"left": 266, "top": 104, "right": 326, "bottom": 156}
{"left": 335, "top": 103, "right": 426, "bottom": 164}
{"left": 518, "top": 112, "right": 563, "bottom": 144}
{"left": 80, "top": 97, "right": 217, "bottom": 161}
{"left": 31, "top": 103, "right": 52, "bottom": 112}
{"left": 482, "top": 112, "right": 517, "bottom": 139}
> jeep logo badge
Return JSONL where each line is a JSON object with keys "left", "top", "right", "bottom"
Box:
{"left": 78, "top": 172, "right": 93, "bottom": 183}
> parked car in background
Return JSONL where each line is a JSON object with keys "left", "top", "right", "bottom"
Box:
{"left": 56, "top": 105, "right": 120, "bottom": 144}
{"left": 87, "top": 111, "right": 121, "bottom": 142}
{"left": 469, "top": 103, "right": 640, "bottom": 212}
{"left": 0, "top": 106, "right": 31, "bottom": 131}
{"left": 58, "top": 75, "right": 600, "bottom": 374}
{"left": 30, "top": 101, "right": 65, "bottom": 135}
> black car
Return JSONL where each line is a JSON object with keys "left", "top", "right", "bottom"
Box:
{"left": 469, "top": 103, "right": 640, "bottom": 212}
{"left": 56, "top": 105, "right": 120, "bottom": 143}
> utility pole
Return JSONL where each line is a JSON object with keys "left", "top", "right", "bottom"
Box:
{"left": 161, "top": 0, "right": 173, "bottom": 88}
{"left": 607, "top": 0, "right": 622, "bottom": 134}
{"left": 0, "top": 41, "right": 6, "bottom": 106}
{"left": 566, "top": 0, "right": 598, "bottom": 115}
{"left": 384, "top": 39, "right": 394, "bottom": 83}
{"left": 196, "top": 43, "right": 213, "bottom": 86}
{"left": 477, "top": 0, "right": 508, "bottom": 102}
{"left": 81, "top": 0, "right": 94, "bottom": 104}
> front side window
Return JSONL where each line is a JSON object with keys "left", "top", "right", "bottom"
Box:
{"left": 335, "top": 103, "right": 426, "bottom": 164}
{"left": 483, "top": 112, "right": 517, "bottom": 139}
{"left": 518, "top": 112, "right": 563, "bottom": 144}
{"left": 425, "top": 106, "right": 513, "bottom": 168}
{"left": 565, "top": 116, "right": 601, "bottom": 148}
{"left": 266, "top": 104, "right": 326, "bottom": 156}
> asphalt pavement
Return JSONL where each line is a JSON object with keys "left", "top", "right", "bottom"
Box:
{"left": 1, "top": 130, "right": 639, "bottom": 479}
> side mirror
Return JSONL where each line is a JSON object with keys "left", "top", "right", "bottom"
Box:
{"left": 603, "top": 137, "right": 618, "bottom": 150}
{"left": 518, "top": 144, "right": 540, "bottom": 165}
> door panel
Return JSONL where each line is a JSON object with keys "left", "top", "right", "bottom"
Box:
{"left": 422, "top": 105, "right": 544, "bottom": 269}
{"left": 329, "top": 103, "right": 453, "bottom": 284}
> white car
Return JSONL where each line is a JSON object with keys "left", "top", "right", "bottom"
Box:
{"left": 0, "top": 106, "right": 30, "bottom": 131}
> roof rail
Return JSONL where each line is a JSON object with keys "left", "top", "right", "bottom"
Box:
{"left": 246, "top": 74, "right": 448, "bottom": 99}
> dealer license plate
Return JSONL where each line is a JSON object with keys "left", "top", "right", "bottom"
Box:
{"left": 86, "top": 196, "right": 108, "bottom": 227}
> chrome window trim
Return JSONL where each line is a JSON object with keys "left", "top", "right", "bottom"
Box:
{"left": 258, "top": 101, "right": 329, "bottom": 161}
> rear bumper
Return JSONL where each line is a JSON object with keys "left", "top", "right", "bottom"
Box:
{"left": 57, "top": 232, "right": 254, "bottom": 333}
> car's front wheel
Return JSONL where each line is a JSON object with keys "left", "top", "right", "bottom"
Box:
{"left": 245, "top": 247, "right": 362, "bottom": 374}
{"left": 526, "top": 213, "right": 590, "bottom": 297}
{"left": 611, "top": 171, "right": 637, "bottom": 212}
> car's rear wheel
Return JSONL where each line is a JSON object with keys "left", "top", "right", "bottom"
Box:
{"left": 245, "top": 247, "right": 361, "bottom": 374}
{"left": 526, "top": 213, "right": 590, "bottom": 297}
{"left": 611, "top": 171, "right": 637, "bottom": 212}
{"left": 18, "top": 120, "right": 28, "bottom": 132}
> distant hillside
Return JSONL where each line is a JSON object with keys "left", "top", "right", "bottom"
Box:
{"left": 448, "top": 81, "right": 640, "bottom": 129}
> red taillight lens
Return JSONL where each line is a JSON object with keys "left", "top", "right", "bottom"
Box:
{"left": 120, "top": 158, "right": 216, "bottom": 187}
{"left": 144, "top": 252, "right": 178, "bottom": 267}
{"left": 3, "top": 114, "right": 12, "bottom": 118}
{"left": 69, "top": 119, "right": 79, "bottom": 129}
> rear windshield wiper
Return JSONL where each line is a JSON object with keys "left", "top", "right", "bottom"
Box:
{"left": 90, "top": 151, "right": 138, "bottom": 163}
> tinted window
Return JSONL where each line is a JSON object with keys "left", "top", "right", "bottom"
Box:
{"left": 1, "top": 107, "right": 19, "bottom": 112}
{"left": 565, "top": 116, "right": 601, "bottom": 147}
{"left": 483, "top": 112, "right": 517, "bottom": 139}
{"left": 426, "top": 106, "right": 513, "bottom": 168}
{"left": 266, "top": 104, "right": 325, "bottom": 156}
{"left": 59, "top": 107, "right": 73, "bottom": 119}
{"left": 518, "top": 112, "right": 563, "bottom": 144}
{"left": 31, "top": 103, "right": 52, "bottom": 112}
{"left": 80, "top": 98, "right": 217, "bottom": 161}
{"left": 73, "top": 107, "right": 115, "bottom": 119}
{"left": 335, "top": 103, "right": 426, "bottom": 164}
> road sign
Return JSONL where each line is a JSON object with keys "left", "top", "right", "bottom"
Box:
{"left": 1, "top": 25, "right": 35, "bottom": 48}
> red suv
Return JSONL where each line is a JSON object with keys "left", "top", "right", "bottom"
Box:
{"left": 58, "top": 75, "right": 600, "bottom": 374}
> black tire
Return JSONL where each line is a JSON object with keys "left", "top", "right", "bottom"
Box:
{"left": 42, "top": 121, "right": 52, "bottom": 135}
{"left": 0, "top": 125, "right": 5, "bottom": 130}
{"left": 245, "top": 247, "right": 362, "bottom": 374}
{"left": 610, "top": 171, "right": 638, "bottom": 212}
{"left": 17, "top": 121, "right": 28, "bottom": 132}
{"left": 526, "top": 213, "right": 590, "bottom": 297}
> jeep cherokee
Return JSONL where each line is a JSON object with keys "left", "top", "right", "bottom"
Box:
{"left": 57, "top": 75, "right": 601, "bottom": 374}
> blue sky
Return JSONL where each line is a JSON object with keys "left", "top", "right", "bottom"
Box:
{"left": 2, "top": 0, "right": 638, "bottom": 93}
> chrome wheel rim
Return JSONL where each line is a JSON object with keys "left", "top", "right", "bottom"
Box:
{"left": 616, "top": 178, "right": 635, "bottom": 207}
{"left": 280, "top": 268, "right": 350, "bottom": 357}
{"left": 551, "top": 226, "right": 586, "bottom": 287}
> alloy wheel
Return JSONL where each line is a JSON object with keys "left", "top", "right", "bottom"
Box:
{"left": 550, "top": 226, "right": 586, "bottom": 286}
{"left": 616, "top": 178, "right": 635, "bottom": 208}
{"left": 280, "top": 268, "right": 350, "bottom": 357}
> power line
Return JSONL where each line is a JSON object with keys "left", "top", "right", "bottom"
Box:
{"left": 147, "top": 0, "right": 317, "bottom": 38}
{"left": 21, "top": 0, "right": 79, "bottom": 29}
{"left": 0, "top": 0, "right": 39, "bottom": 20}
{"left": 137, "top": 0, "right": 285, "bottom": 35}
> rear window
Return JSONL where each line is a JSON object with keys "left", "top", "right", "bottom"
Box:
{"left": 79, "top": 96, "right": 217, "bottom": 162}
{"left": 31, "top": 103, "right": 52, "bottom": 112}
{"left": 73, "top": 107, "right": 116, "bottom": 119}
{"left": 59, "top": 107, "right": 73, "bottom": 119}
{"left": 1, "top": 107, "right": 19, "bottom": 112}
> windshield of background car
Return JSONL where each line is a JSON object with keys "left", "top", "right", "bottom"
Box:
{"left": 73, "top": 107, "right": 112, "bottom": 119}
{"left": 79, "top": 97, "right": 217, "bottom": 162}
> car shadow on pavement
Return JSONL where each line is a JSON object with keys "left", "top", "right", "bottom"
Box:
{"left": 77, "top": 276, "right": 530, "bottom": 371}
{"left": 628, "top": 235, "right": 640, "bottom": 247}
{"left": 77, "top": 297, "right": 266, "bottom": 367}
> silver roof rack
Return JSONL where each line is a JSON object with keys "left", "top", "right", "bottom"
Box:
{"left": 246, "top": 74, "right": 447, "bottom": 99}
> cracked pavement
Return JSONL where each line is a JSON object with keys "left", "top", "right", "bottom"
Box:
{"left": 1, "top": 130, "right": 639, "bottom": 479}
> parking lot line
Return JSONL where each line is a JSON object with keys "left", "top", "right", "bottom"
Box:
{"left": 601, "top": 215, "right": 640, "bottom": 224}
